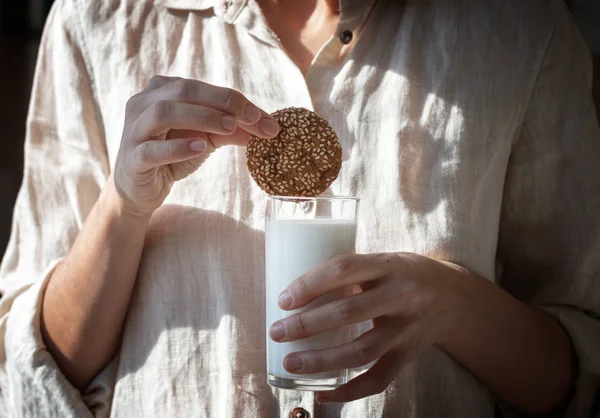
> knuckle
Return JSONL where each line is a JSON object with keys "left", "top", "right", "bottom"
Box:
{"left": 222, "top": 88, "right": 242, "bottom": 112}
{"left": 335, "top": 299, "right": 357, "bottom": 322}
{"left": 354, "top": 339, "right": 378, "bottom": 364}
{"left": 293, "top": 276, "right": 309, "bottom": 297}
{"left": 125, "top": 93, "right": 143, "bottom": 114}
{"left": 195, "top": 107, "right": 208, "bottom": 125}
{"left": 166, "top": 140, "right": 179, "bottom": 157}
{"left": 293, "top": 313, "right": 308, "bottom": 336}
{"left": 133, "top": 144, "right": 149, "bottom": 169}
{"left": 376, "top": 252, "right": 402, "bottom": 266}
{"left": 310, "top": 353, "right": 325, "bottom": 373}
{"left": 152, "top": 100, "right": 172, "bottom": 121}
{"left": 328, "top": 254, "right": 353, "bottom": 279}
{"left": 146, "top": 75, "right": 167, "bottom": 89}
{"left": 172, "top": 79, "right": 196, "bottom": 100}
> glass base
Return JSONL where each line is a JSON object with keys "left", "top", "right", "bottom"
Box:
{"left": 268, "top": 373, "right": 345, "bottom": 391}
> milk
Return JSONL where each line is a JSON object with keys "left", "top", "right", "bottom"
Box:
{"left": 265, "top": 218, "right": 357, "bottom": 386}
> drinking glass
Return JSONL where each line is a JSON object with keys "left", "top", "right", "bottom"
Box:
{"left": 265, "top": 195, "right": 359, "bottom": 391}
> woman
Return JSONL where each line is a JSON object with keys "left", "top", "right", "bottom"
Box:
{"left": 1, "top": 0, "right": 599, "bottom": 416}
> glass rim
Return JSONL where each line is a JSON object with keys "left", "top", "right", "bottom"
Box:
{"left": 267, "top": 195, "right": 360, "bottom": 202}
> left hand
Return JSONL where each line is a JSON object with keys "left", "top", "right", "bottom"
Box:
{"left": 269, "top": 252, "right": 469, "bottom": 404}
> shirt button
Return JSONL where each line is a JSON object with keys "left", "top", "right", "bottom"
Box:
{"left": 290, "top": 407, "right": 310, "bottom": 418}
{"left": 339, "top": 30, "right": 353, "bottom": 44}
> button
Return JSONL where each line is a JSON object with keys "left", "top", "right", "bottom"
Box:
{"left": 339, "top": 30, "right": 353, "bottom": 44}
{"left": 290, "top": 407, "right": 310, "bottom": 418}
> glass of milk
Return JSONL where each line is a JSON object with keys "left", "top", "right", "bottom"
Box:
{"left": 265, "top": 195, "right": 359, "bottom": 391}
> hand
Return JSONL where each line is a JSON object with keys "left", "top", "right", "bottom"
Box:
{"left": 114, "top": 76, "right": 280, "bottom": 217}
{"left": 269, "top": 252, "right": 469, "bottom": 403}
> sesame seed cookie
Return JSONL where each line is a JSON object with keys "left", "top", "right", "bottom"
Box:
{"left": 246, "top": 107, "right": 342, "bottom": 197}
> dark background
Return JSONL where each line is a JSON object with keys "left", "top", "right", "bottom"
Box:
{"left": 1, "top": 0, "right": 54, "bottom": 255}
{"left": 0, "top": 0, "right": 599, "bottom": 256}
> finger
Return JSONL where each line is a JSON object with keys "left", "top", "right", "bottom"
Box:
{"left": 167, "top": 127, "right": 252, "bottom": 149}
{"left": 133, "top": 137, "right": 208, "bottom": 171}
{"left": 315, "top": 351, "right": 404, "bottom": 404}
{"left": 133, "top": 101, "right": 239, "bottom": 141}
{"left": 166, "top": 129, "right": 205, "bottom": 140}
{"left": 125, "top": 76, "right": 182, "bottom": 116}
{"left": 125, "top": 76, "right": 181, "bottom": 116}
{"left": 163, "top": 127, "right": 250, "bottom": 180}
{"left": 236, "top": 111, "right": 280, "bottom": 139}
{"left": 280, "top": 253, "right": 401, "bottom": 311}
{"left": 270, "top": 286, "right": 390, "bottom": 342}
{"left": 281, "top": 326, "right": 394, "bottom": 374}
{"left": 143, "top": 79, "right": 280, "bottom": 138}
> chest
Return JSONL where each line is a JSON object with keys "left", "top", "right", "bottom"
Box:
{"left": 88, "top": 3, "right": 539, "bottom": 278}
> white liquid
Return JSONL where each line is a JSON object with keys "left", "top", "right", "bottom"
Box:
{"left": 265, "top": 218, "right": 357, "bottom": 381}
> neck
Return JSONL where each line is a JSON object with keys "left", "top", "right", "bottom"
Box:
{"left": 256, "top": 0, "right": 341, "bottom": 75}
{"left": 257, "top": 0, "right": 340, "bottom": 29}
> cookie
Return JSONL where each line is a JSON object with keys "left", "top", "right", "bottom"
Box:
{"left": 246, "top": 107, "right": 342, "bottom": 197}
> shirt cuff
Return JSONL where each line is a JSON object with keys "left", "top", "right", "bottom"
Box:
{"left": 541, "top": 306, "right": 600, "bottom": 417}
{"left": 498, "top": 306, "right": 600, "bottom": 417}
{"left": 3, "top": 260, "right": 100, "bottom": 417}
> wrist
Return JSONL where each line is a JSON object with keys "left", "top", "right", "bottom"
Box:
{"left": 435, "top": 262, "right": 477, "bottom": 347}
{"left": 100, "top": 176, "right": 153, "bottom": 226}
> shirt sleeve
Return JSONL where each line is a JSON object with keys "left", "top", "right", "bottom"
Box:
{"left": 497, "top": 3, "right": 600, "bottom": 417}
{"left": 0, "top": 0, "right": 112, "bottom": 415}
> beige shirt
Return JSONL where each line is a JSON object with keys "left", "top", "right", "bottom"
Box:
{"left": 1, "top": 0, "right": 599, "bottom": 417}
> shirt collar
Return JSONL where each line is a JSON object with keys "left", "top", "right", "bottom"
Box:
{"left": 153, "top": 0, "right": 216, "bottom": 11}
{"left": 154, "top": 0, "right": 249, "bottom": 22}
{"left": 154, "top": 0, "right": 375, "bottom": 26}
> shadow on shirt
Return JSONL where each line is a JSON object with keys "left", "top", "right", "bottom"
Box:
{"left": 110, "top": 204, "right": 280, "bottom": 414}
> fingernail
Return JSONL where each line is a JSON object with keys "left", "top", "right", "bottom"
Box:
{"left": 284, "top": 355, "right": 303, "bottom": 372}
{"left": 243, "top": 104, "right": 261, "bottom": 122}
{"left": 269, "top": 322, "right": 286, "bottom": 341}
{"left": 259, "top": 118, "right": 280, "bottom": 136}
{"left": 220, "top": 114, "right": 237, "bottom": 131}
{"left": 189, "top": 139, "right": 207, "bottom": 152}
{"left": 278, "top": 291, "right": 292, "bottom": 309}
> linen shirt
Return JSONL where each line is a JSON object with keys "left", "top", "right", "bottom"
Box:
{"left": 1, "top": 0, "right": 599, "bottom": 417}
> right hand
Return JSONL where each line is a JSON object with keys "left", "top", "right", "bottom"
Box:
{"left": 113, "top": 76, "right": 280, "bottom": 217}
